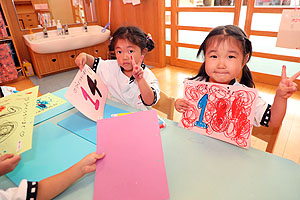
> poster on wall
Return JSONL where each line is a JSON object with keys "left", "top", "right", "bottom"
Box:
{"left": 276, "top": 9, "right": 300, "bottom": 49}
{"left": 0, "top": 86, "right": 39, "bottom": 155}
{"left": 65, "top": 66, "right": 108, "bottom": 121}
{"left": 178, "top": 80, "right": 258, "bottom": 149}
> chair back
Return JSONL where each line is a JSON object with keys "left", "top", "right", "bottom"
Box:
{"left": 153, "top": 90, "right": 175, "bottom": 120}
{"left": 252, "top": 125, "right": 281, "bottom": 153}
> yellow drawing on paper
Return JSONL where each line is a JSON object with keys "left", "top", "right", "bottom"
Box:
{"left": 36, "top": 93, "right": 67, "bottom": 115}
{"left": 0, "top": 86, "right": 38, "bottom": 155}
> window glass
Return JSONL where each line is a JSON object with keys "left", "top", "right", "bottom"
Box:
{"left": 166, "top": 11, "right": 171, "bottom": 25}
{"left": 178, "top": 0, "right": 235, "bottom": 7}
{"left": 178, "top": 12, "right": 234, "bottom": 27}
{"left": 250, "top": 35, "right": 300, "bottom": 57}
{"left": 166, "top": 28, "right": 171, "bottom": 41}
{"left": 165, "top": 0, "right": 171, "bottom": 7}
{"left": 178, "top": 30, "right": 208, "bottom": 45}
{"left": 249, "top": 57, "right": 300, "bottom": 78}
{"left": 251, "top": 13, "right": 282, "bottom": 31}
{"left": 178, "top": 47, "right": 203, "bottom": 62}
{"left": 254, "top": 0, "right": 299, "bottom": 6}
{"left": 166, "top": 44, "right": 171, "bottom": 56}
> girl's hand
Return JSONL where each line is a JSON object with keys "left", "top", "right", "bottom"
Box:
{"left": 276, "top": 65, "right": 300, "bottom": 99}
{"left": 131, "top": 55, "right": 144, "bottom": 81}
{"left": 175, "top": 98, "right": 192, "bottom": 113}
{"left": 75, "top": 53, "right": 87, "bottom": 71}
{"left": 0, "top": 154, "right": 21, "bottom": 176}
{"left": 78, "top": 152, "right": 105, "bottom": 175}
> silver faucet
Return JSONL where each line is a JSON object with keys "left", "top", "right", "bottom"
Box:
{"left": 43, "top": 26, "right": 48, "bottom": 38}
{"left": 64, "top": 24, "right": 69, "bottom": 35}
{"left": 83, "top": 21, "right": 88, "bottom": 32}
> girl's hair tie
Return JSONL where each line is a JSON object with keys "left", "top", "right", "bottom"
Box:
{"left": 146, "top": 33, "right": 152, "bottom": 41}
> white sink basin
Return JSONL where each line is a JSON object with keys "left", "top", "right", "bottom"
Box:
{"left": 23, "top": 25, "right": 110, "bottom": 54}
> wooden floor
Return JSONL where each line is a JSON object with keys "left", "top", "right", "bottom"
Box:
{"left": 6, "top": 65, "right": 300, "bottom": 164}
{"left": 151, "top": 65, "right": 300, "bottom": 165}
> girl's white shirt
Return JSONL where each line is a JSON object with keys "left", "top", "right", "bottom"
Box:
{"left": 95, "top": 58, "right": 160, "bottom": 111}
{"left": 0, "top": 179, "right": 27, "bottom": 200}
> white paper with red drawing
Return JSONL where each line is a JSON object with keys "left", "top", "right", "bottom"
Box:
{"left": 276, "top": 9, "right": 300, "bottom": 49}
{"left": 65, "top": 66, "right": 108, "bottom": 121}
{"left": 178, "top": 80, "right": 258, "bottom": 149}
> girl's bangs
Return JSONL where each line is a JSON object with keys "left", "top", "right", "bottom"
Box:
{"left": 206, "top": 35, "right": 241, "bottom": 50}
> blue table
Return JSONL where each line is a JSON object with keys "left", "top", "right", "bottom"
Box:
{"left": 1, "top": 89, "right": 300, "bottom": 200}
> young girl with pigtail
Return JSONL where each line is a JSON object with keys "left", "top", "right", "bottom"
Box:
{"left": 76, "top": 26, "right": 160, "bottom": 110}
{"left": 175, "top": 25, "right": 300, "bottom": 128}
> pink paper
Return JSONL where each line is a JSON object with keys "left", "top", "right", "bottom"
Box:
{"left": 65, "top": 66, "right": 108, "bottom": 121}
{"left": 178, "top": 80, "right": 258, "bottom": 149}
{"left": 276, "top": 9, "right": 300, "bottom": 49}
{"left": 94, "top": 110, "right": 169, "bottom": 200}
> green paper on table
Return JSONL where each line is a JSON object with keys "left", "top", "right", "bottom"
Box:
{"left": 36, "top": 93, "right": 67, "bottom": 115}
{"left": 34, "top": 87, "right": 74, "bottom": 125}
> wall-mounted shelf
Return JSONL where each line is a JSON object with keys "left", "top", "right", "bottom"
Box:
{"left": 0, "top": 36, "right": 12, "bottom": 41}
{"left": 13, "top": 0, "right": 32, "bottom": 5}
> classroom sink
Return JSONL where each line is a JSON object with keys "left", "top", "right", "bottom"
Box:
{"left": 23, "top": 25, "right": 110, "bottom": 54}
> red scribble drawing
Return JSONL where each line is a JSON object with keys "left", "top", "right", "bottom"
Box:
{"left": 181, "top": 105, "right": 199, "bottom": 129}
{"left": 184, "top": 83, "right": 207, "bottom": 101}
{"left": 210, "top": 98, "right": 230, "bottom": 132}
{"left": 0, "top": 106, "right": 5, "bottom": 112}
{"left": 81, "top": 87, "right": 100, "bottom": 110}
{"left": 225, "top": 90, "right": 256, "bottom": 147}
{"left": 292, "top": 18, "right": 300, "bottom": 23}
{"left": 180, "top": 82, "right": 257, "bottom": 148}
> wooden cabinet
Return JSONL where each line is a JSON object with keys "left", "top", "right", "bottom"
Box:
{"left": 75, "top": 44, "right": 104, "bottom": 57}
{"left": 18, "top": 13, "right": 39, "bottom": 29}
{"left": 56, "top": 51, "right": 77, "bottom": 70}
{"left": 33, "top": 53, "right": 63, "bottom": 74}
{"left": 29, "top": 49, "right": 76, "bottom": 78}
{"left": 14, "top": 0, "right": 41, "bottom": 29}
{"left": 28, "top": 43, "right": 108, "bottom": 78}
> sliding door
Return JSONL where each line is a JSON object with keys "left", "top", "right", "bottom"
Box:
{"left": 165, "top": 0, "right": 300, "bottom": 82}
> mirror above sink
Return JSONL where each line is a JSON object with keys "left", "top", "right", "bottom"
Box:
{"left": 12, "top": 0, "right": 97, "bottom": 30}
{"left": 23, "top": 25, "right": 110, "bottom": 54}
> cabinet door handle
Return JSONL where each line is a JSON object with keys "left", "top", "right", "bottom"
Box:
{"left": 52, "top": 59, "right": 57, "bottom": 62}
{"left": 95, "top": 49, "right": 98, "bottom": 54}
{"left": 71, "top": 54, "right": 75, "bottom": 58}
